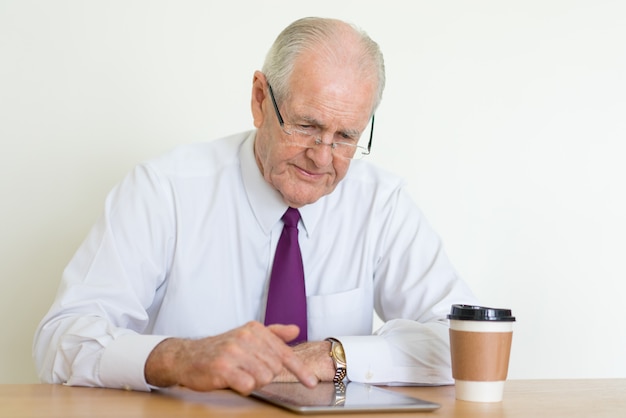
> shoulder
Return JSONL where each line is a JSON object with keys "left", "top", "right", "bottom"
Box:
{"left": 142, "top": 131, "right": 251, "bottom": 179}
{"left": 341, "top": 159, "right": 407, "bottom": 194}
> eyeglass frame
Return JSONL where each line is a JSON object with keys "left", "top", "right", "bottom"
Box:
{"left": 267, "top": 82, "right": 375, "bottom": 159}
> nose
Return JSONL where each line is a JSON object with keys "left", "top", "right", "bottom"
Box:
{"left": 306, "top": 137, "right": 334, "bottom": 167}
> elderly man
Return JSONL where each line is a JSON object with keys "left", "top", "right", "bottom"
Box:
{"left": 34, "top": 17, "right": 476, "bottom": 395}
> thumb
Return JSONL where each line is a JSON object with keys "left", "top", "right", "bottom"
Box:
{"left": 267, "top": 324, "right": 301, "bottom": 343}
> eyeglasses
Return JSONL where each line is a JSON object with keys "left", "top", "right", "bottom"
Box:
{"left": 268, "top": 83, "right": 374, "bottom": 160}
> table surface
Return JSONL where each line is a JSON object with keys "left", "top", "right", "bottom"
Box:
{"left": 1, "top": 379, "right": 624, "bottom": 418}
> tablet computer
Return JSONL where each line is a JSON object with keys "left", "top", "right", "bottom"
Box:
{"left": 251, "top": 382, "right": 440, "bottom": 414}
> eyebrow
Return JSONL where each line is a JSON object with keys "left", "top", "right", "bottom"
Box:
{"left": 296, "top": 114, "right": 362, "bottom": 139}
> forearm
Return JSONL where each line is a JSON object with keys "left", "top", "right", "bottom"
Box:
{"left": 144, "top": 338, "right": 185, "bottom": 387}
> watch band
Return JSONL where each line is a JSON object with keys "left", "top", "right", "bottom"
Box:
{"left": 326, "top": 338, "right": 347, "bottom": 383}
{"left": 333, "top": 381, "right": 346, "bottom": 406}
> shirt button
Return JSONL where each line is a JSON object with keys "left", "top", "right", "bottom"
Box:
{"left": 365, "top": 371, "right": 374, "bottom": 380}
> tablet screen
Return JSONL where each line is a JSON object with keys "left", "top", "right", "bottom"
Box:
{"left": 251, "top": 382, "right": 440, "bottom": 414}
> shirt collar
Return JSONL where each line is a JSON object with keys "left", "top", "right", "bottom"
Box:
{"left": 240, "top": 131, "right": 323, "bottom": 237}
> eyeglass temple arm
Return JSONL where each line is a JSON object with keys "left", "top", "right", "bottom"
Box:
{"left": 267, "top": 83, "right": 285, "bottom": 127}
{"left": 365, "top": 114, "right": 375, "bottom": 153}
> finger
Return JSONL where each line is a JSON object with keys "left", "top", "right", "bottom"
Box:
{"left": 233, "top": 323, "right": 297, "bottom": 383}
{"left": 267, "top": 325, "right": 318, "bottom": 388}
{"left": 209, "top": 332, "right": 277, "bottom": 394}
{"left": 267, "top": 324, "right": 300, "bottom": 343}
{"left": 234, "top": 323, "right": 317, "bottom": 389}
{"left": 226, "top": 367, "right": 258, "bottom": 396}
{"left": 282, "top": 351, "right": 318, "bottom": 388}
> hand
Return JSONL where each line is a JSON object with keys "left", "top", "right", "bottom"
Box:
{"left": 273, "top": 340, "right": 336, "bottom": 383}
{"left": 144, "top": 321, "right": 318, "bottom": 395}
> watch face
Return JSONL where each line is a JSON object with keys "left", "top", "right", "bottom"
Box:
{"left": 332, "top": 344, "right": 346, "bottom": 363}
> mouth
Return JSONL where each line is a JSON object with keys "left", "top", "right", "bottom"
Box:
{"left": 293, "top": 164, "right": 328, "bottom": 181}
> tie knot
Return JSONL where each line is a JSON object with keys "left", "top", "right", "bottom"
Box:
{"left": 282, "top": 207, "right": 300, "bottom": 228}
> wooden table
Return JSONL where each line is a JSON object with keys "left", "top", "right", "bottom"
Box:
{"left": 1, "top": 380, "right": 624, "bottom": 417}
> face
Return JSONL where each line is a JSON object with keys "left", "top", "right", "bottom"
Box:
{"left": 251, "top": 57, "right": 376, "bottom": 208}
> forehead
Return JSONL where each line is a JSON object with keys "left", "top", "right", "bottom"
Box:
{"left": 286, "top": 58, "right": 377, "bottom": 128}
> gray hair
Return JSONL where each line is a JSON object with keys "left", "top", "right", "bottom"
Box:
{"left": 262, "top": 17, "right": 386, "bottom": 114}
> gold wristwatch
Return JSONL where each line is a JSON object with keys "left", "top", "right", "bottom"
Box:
{"left": 326, "top": 338, "right": 347, "bottom": 383}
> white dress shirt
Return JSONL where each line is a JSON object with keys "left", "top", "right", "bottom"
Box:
{"left": 33, "top": 130, "right": 477, "bottom": 391}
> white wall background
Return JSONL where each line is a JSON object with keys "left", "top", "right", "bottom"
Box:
{"left": 1, "top": 0, "right": 624, "bottom": 383}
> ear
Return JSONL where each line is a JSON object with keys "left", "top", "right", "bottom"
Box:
{"left": 251, "top": 71, "right": 267, "bottom": 129}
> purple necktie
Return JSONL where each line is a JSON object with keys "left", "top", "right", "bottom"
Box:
{"left": 264, "top": 207, "right": 307, "bottom": 344}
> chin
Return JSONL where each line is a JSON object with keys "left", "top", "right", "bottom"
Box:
{"left": 284, "top": 196, "right": 320, "bottom": 208}
{"left": 277, "top": 178, "right": 338, "bottom": 207}
{"left": 284, "top": 190, "right": 335, "bottom": 208}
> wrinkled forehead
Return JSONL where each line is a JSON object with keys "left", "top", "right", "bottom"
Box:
{"left": 287, "top": 36, "right": 378, "bottom": 97}
{"left": 286, "top": 56, "right": 377, "bottom": 121}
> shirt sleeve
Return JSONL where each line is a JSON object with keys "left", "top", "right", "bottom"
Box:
{"left": 339, "top": 320, "right": 455, "bottom": 385}
{"left": 32, "top": 163, "right": 175, "bottom": 391}
{"left": 338, "top": 186, "right": 478, "bottom": 386}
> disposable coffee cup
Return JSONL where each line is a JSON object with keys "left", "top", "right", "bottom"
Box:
{"left": 448, "top": 304, "right": 516, "bottom": 402}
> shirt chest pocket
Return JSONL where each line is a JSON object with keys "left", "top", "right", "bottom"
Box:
{"left": 306, "top": 287, "right": 373, "bottom": 340}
